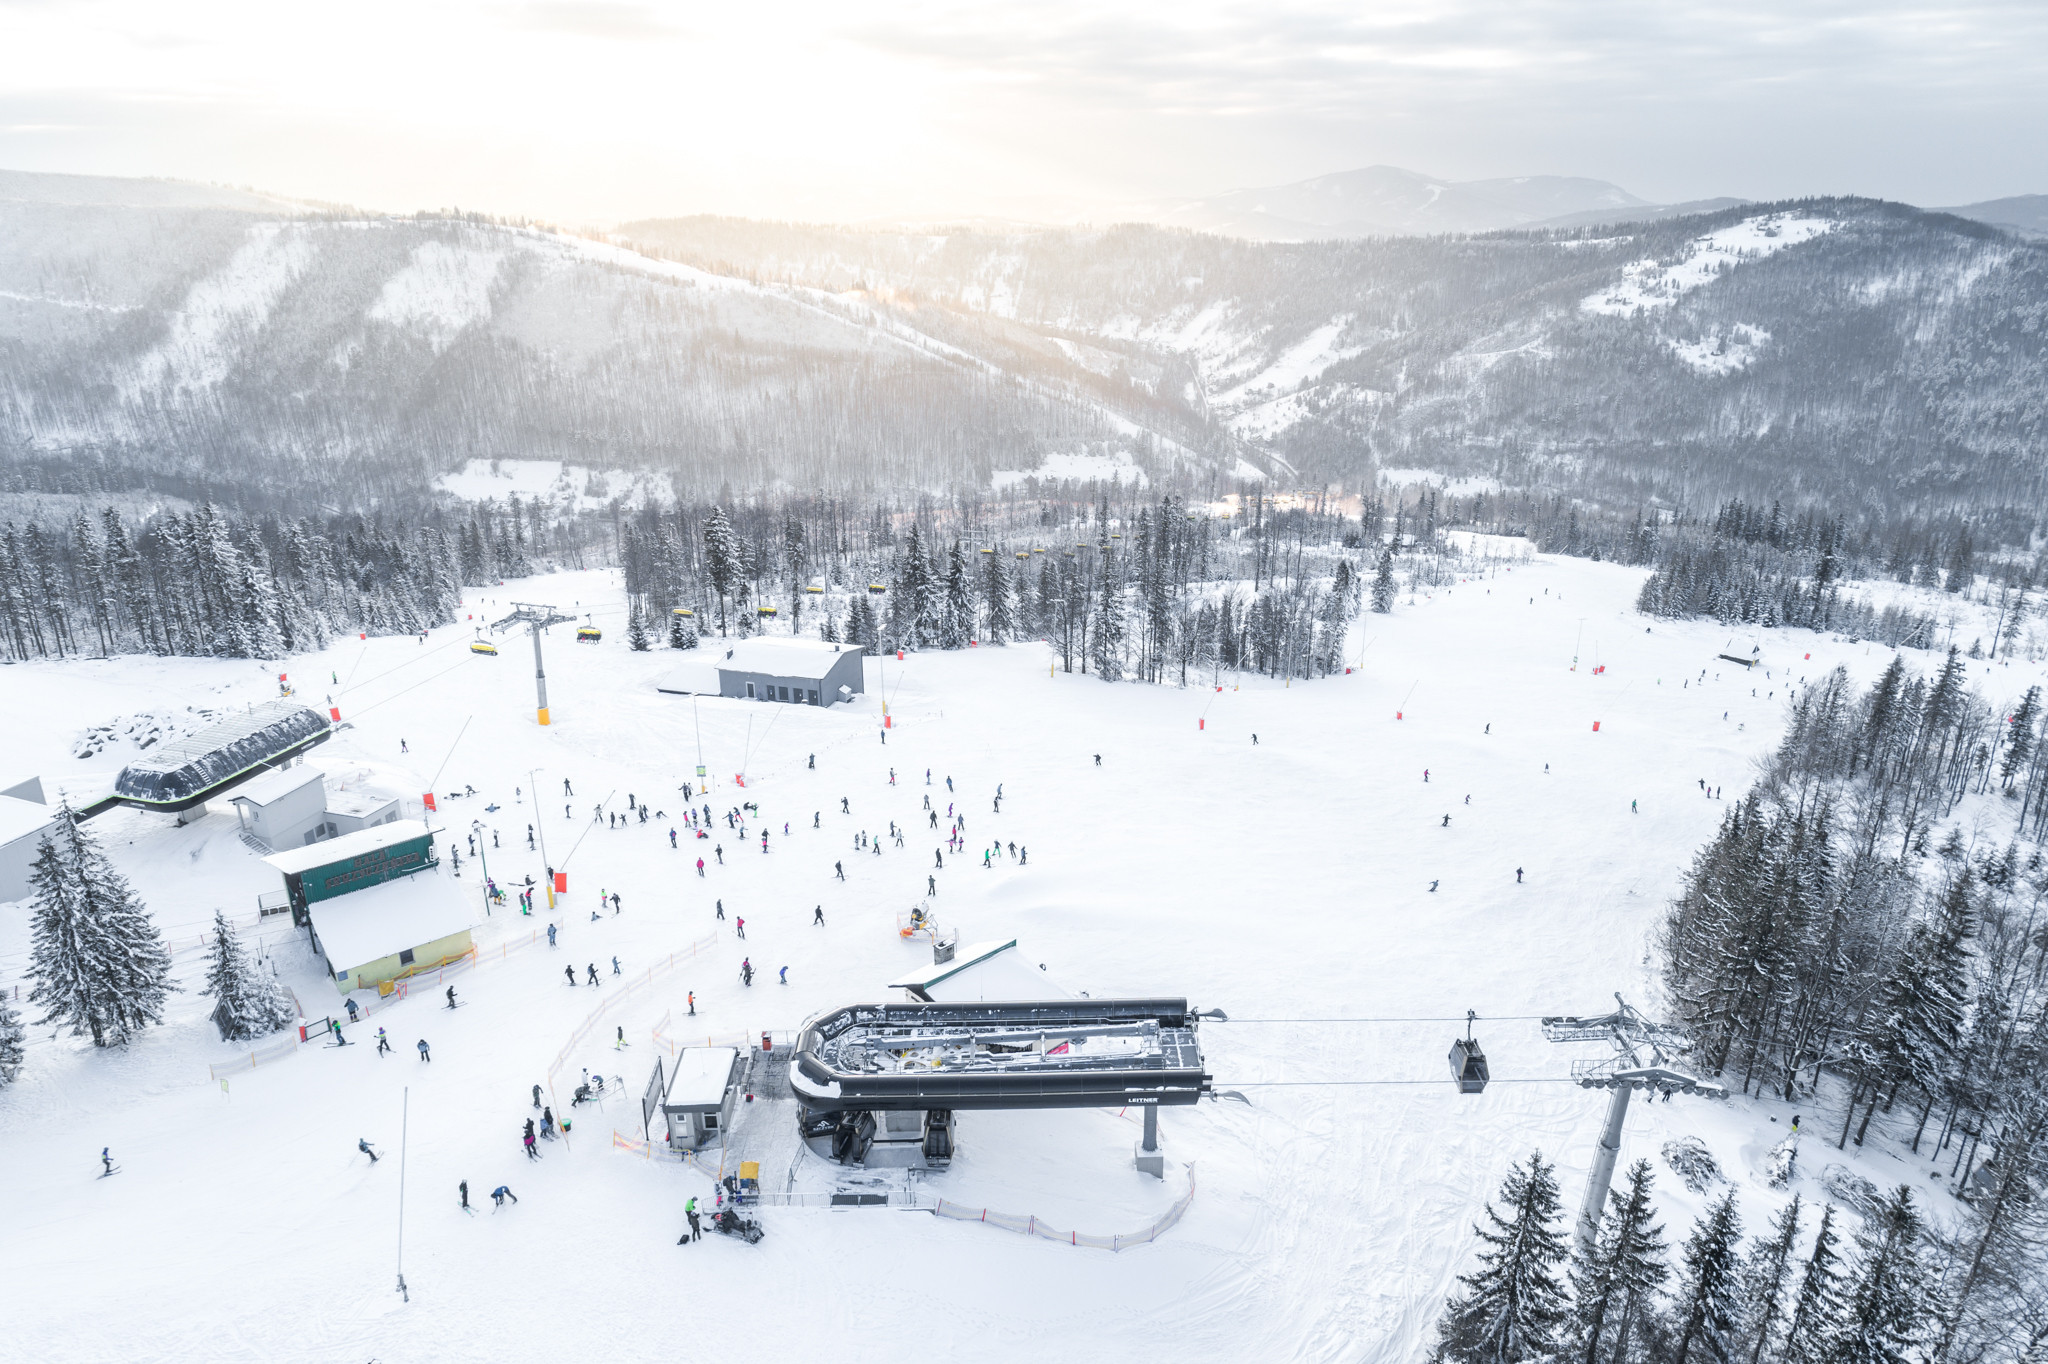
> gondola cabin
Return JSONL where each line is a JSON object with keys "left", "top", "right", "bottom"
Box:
{"left": 577, "top": 626, "right": 602, "bottom": 644}
{"left": 1448, "top": 1012, "right": 1489, "bottom": 1094}
{"left": 469, "top": 639, "right": 498, "bottom": 656}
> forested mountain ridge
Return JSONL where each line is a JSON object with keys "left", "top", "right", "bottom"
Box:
{"left": 0, "top": 188, "right": 1223, "bottom": 508}
{"left": 2, "top": 169, "right": 2045, "bottom": 523}
{"left": 623, "top": 199, "right": 2048, "bottom": 514}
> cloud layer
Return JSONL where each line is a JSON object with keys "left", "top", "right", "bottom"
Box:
{"left": 0, "top": 0, "right": 2041, "bottom": 223}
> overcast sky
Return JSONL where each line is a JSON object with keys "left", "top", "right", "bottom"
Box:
{"left": 1, "top": 0, "right": 2043, "bottom": 224}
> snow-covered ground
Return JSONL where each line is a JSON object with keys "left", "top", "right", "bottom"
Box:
{"left": 1581, "top": 213, "right": 1836, "bottom": 317}
{"left": 434, "top": 458, "right": 669, "bottom": 510}
{"left": 3, "top": 555, "right": 2038, "bottom": 1362}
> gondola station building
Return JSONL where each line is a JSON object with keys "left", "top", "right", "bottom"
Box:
{"left": 717, "top": 638, "right": 865, "bottom": 706}
{"left": 262, "top": 821, "right": 470, "bottom": 994}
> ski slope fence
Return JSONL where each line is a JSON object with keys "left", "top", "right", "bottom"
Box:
{"left": 544, "top": 932, "right": 721, "bottom": 1123}
{"left": 609, "top": 1130, "right": 1198, "bottom": 1251}
{"left": 928, "top": 1165, "right": 1197, "bottom": 1251}
{"left": 206, "top": 925, "right": 565, "bottom": 1082}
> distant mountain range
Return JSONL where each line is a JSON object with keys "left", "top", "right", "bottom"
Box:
{"left": 1146, "top": 165, "right": 2048, "bottom": 242}
{"left": 1152, "top": 166, "right": 1657, "bottom": 239}
{"left": 3, "top": 167, "right": 2047, "bottom": 516}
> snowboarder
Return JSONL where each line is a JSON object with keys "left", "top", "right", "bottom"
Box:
{"left": 813, "top": 905, "right": 824, "bottom": 926}
{"left": 360, "top": 1139, "right": 379, "bottom": 1163}
{"left": 417, "top": 1039, "right": 431, "bottom": 1062}
{"left": 376, "top": 1028, "right": 391, "bottom": 1056}
{"left": 492, "top": 1185, "right": 517, "bottom": 1208}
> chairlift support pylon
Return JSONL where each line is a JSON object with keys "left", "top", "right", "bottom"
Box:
{"left": 491, "top": 602, "right": 576, "bottom": 725}
{"left": 1542, "top": 994, "right": 1727, "bottom": 1254}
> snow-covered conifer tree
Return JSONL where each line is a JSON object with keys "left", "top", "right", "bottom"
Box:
{"left": 203, "top": 910, "right": 295, "bottom": 1041}
{"left": 1779, "top": 1203, "right": 1845, "bottom": 1361}
{"left": 1567, "top": 1159, "right": 1669, "bottom": 1363}
{"left": 1431, "top": 1150, "right": 1571, "bottom": 1363}
{"left": 27, "top": 800, "right": 174, "bottom": 1047}
{"left": 1825, "top": 1187, "right": 1929, "bottom": 1364}
{"left": 627, "top": 606, "right": 651, "bottom": 651}
{"left": 1372, "top": 545, "right": 1397, "bottom": 613}
{"left": 1735, "top": 1193, "right": 1803, "bottom": 1361}
{"left": 0, "top": 977, "right": 24, "bottom": 1085}
{"left": 1670, "top": 1191, "right": 1744, "bottom": 1364}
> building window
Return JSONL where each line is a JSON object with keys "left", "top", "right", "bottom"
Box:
{"left": 336, "top": 968, "right": 348, "bottom": 980}
{"left": 399, "top": 948, "right": 415, "bottom": 966}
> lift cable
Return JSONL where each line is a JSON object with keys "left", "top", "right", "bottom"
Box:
{"left": 1213, "top": 1077, "right": 1580, "bottom": 1088}
{"left": 1208, "top": 1015, "right": 1552, "bottom": 1025}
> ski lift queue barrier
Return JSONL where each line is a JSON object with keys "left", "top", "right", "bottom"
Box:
{"left": 544, "top": 932, "right": 722, "bottom": 1122}
{"left": 607, "top": 1130, "right": 1200, "bottom": 1252}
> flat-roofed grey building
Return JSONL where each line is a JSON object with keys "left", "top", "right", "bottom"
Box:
{"left": 715, "top": 638, "right": 865, "bottom": 707}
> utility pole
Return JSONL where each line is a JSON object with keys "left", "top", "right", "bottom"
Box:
{"left": 492, "top": 603, "right": 575, "bottom": 725}
{"left": 1543, "top": 995, "right": 1726, "bottom": 1254}
{"left": 529, "top": 766, "right": 554, "bottom": 911}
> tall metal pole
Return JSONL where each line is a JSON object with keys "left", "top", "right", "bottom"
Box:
{"left": 395, "top": 1086, "right": 410, "bottom": 1302}
{"left": 1576, "top": 1084, "right": 1632, "bottom": 1254}
{"left": 530, "top": 622, "right": 550, "bottom": 726}
{"left": 530, "top": 766, "right": 554, "bottom": 911}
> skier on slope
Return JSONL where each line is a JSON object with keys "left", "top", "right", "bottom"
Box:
{"left": 565, "top": 965, "right": 576, "bottom": 987}
{"left": 376, "top": 1028, "right": 391, "bottom": 1056}
{"left": 359, "top": 1138, "right": 379, "bottom": 1163}
{"left": 586, "top": 964, "right": 599, "bottom": 986}
{"left": 533, "top": 1084, "right": 542, "bottom": 1108}
{"left": 417, "top": 1039, "right": 432, "bottom": 1062}
{"left": 446, "top": 986, "right": 458, "bottom": 1009}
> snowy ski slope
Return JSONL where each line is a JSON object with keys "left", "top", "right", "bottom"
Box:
{"left": 0, "top": 554, "right": 2031, "bottom": 1363}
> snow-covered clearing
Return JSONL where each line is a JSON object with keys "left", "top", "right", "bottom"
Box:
{"left": 366, "top": 241, "right": 505, "bottom": 350}
{"left": 1666, "top": 323, "right": 1771, "bottom": 375}
{"left": 1581, "top": 213, "right": 1835, "bottom": 316}
{"left": 991, "top": 450, "right": 1148, "bottom": 489}
{"left": 435, "top": 458, "right": 668, "bottom": 510}
{"left": 2, "top": 556, "right": 2034, "bottom": 1362}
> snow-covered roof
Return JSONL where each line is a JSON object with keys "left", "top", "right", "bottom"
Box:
{"left": 715, "top": 638, "right": 862, "bottom": 681}
{"left": 325, "top": 788, "right": 399, "bottom": 818}
{"left": 227, "top": 764, "right": 325, "bottom": 808}
{"left": 887, "top": 939, "right": 1073, "bottom": 1003}
{"left": 306, "top": 871, "right": 472, "bottom": 973}
{"left": 666, "top": 1046, "right": 739, "bottom": 1108}
{"left": 262, "top": 820, "right": 435, "bottom": 876}
{"left": 0, "top": 793, "right": 55, "bottom": 848}
{"left": 654, "top": 659, "right": 722, "bottom": 695}
{"left": 113, "top": 702, "right": 331, "bottom": 806}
